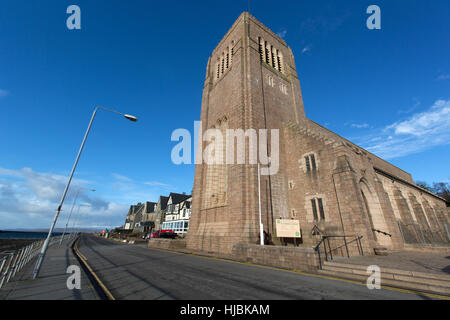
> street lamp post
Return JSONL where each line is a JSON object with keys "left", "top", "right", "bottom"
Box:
{"left": 32, "top": 106, "right": 137, "bottom": 279}
{"left": 70, "top": 203, "right": 91, "bottom": 241}
{"left": 60, "top": 188, "right": 95, "bottom": 245}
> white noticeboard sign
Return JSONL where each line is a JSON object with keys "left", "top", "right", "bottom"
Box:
{"left": 275, "top": 219, "right": 301, "bottom": 238}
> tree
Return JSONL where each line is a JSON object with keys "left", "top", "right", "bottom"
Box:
{"left": 416, "top": 181, "right": 431, "bottom": 191}
{"left": 431, "top": 182, "right": 450, "bottom": 203}
{"left": 416, "top": 181, "right": 450, "bottom": 203}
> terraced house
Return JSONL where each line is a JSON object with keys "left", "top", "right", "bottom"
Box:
{"left": 162, "top": 194, "right": 192, "bottom": 235}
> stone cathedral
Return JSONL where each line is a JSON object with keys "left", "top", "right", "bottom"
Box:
{"left": 185, "top": 12, "right": 449, "bottom": 255}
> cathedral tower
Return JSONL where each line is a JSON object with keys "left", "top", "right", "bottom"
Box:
{"left": 186, "top": 12, "right": 306, "bottom": 253}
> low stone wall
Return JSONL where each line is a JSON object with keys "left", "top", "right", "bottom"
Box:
{"left": 147, "top": 238, "right": 187, "bottom": 250}
{"left": 231, "top": 243, "right": 320, "bottom": 272}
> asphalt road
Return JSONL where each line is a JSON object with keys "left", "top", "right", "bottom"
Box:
{"left": 77, "top": 234, "right": 438, "bottom": 300}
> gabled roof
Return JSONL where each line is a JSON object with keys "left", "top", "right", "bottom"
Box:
{"left": 126, "top": 205, "right": 137, "bottom": 216}
{"left": 146, "top": 202, "right": 157, "bottom": 213}
{"left": 180, "top": 198, "right": 192, "bottom": 209}
{"left": 158, "top": 196, "right": 169, "bottom": 210}
{"left": 168, "top": 192, "right": 191, "bottom": 205}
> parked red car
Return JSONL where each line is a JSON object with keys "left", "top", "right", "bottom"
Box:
{"left": 148, "top": 230, "right": 177, "bottom": 239}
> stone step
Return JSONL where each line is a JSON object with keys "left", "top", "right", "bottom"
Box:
{"left": 323, "top": 261, "right": 450, "bottom": 282}
{"left": 318, "top": 269, "right": 450, "bottom": 295}
{"left": 321, "top": 264, "right": 450, "bottom": 289}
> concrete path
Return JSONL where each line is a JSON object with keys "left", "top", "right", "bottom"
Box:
{"left": 77, "top": 234, "right": 443, "bottom": 300}
{"left": 0, "top": 238, "right": 100, "bottom": 300}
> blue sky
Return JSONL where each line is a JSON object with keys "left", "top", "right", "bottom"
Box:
{"left": 0, "top": 0, "right": 449, "bottom": 229}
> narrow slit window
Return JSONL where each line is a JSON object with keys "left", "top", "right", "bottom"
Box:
{"left": 305, "top": 156, "right": 311, "bottom": 171}
{"left": 277, "top": 51, "right": 282, "bottom": 72}
{"left": 230, "top": 41, "right": 234, "bottom": 64}
{"left": 271, "top": 46, "right": 276, "bottom": 68}
{"left": 258, "top": 37, "right": 263, "bottom": 62}
{"left": 221, "top": 56, "right": 225, "bottom": 74}
{"left": 265, "top": 41, "right": 270, "bottom": 64}
{"left": 311, "top": 154, "right": 317, "bottom": 171}
{"left": 226, "top": 49, "right": 229, "bottom": 69}
{"left": 279, "top": 53, "right": 284, "bottom": 73}
{"left": 311, "top": 199, "right": 318, "bottom": 221}
{"left": 318, "top": 198, "right": 325, "bottom": 220}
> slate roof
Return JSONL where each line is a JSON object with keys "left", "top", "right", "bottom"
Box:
{"left": 169, "top": 192, "right": 192, "bottom": 205}
{"left": 146, "top": 202, "right": 157, "bottom": 213}
{"left": 159, "top": 196, "right": 169, "bottom": 210}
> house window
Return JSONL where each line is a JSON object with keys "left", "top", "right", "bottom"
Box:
{"left": 311, "top": 198, "right": 326, "bottom": 221}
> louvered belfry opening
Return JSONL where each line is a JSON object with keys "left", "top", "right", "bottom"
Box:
{"left": 258, "top": 37, "right": 284, "bottom": 74}
{"left": 215, "top": 41, "right": 235, "bottom": 81}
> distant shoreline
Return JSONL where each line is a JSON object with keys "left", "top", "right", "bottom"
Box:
{"left": 0, "top": 230, "right": 63, "bottom": 240}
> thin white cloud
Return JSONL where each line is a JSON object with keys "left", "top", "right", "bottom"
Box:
{"left": 0, "top": 89, "right": 9, "bottom": 98}
{"left": 398, "top": 98, "right": 421, "bottom": 114}
{"left": 350, "top": 123, "right": 369, "bottom": 129}
{"left": 355, "top": 99, "right": 450, "bottom": 159}
{"left": 111, "top": 173, "right": 132, "bottom": 182}
{"left": 301, "top": 45, "right": 311, "bottom": 54}
{"left": 437, "top": 74, "right": 450, "bottom": 81}
{"left": 300, "top": 11, "right": 351, "bottom": 36}
{"left": 386, "top": 100, "right": 450, "bottom": 136}
{"left": 0, "top": 167, "right": 116, "bottom": 229}
{"left": 277, "top": 29, "right": 287, "bottom": 39}
{"left": 144, "top": 181, "right": 172, "bottom": 188}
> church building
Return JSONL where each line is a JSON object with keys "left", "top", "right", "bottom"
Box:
{"left": 186, "top": 12, "right": 449, "bottom": 255}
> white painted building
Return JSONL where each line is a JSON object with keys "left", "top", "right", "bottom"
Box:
{"left": 162, "top": 194, "right": 192, "bottom": 235}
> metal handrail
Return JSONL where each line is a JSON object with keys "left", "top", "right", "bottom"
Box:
{"left": 314, "top": 235, "right": 364, "bottom": 269}
{"left": 0, "top": 236, "right": 63, "bottom": 288}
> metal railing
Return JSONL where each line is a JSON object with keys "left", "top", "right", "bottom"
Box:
{"left": 314, "top": 235, "right": 364, "bottom": 270}
{"left": 0, "top": 236, "right": 63, "bottom": 288}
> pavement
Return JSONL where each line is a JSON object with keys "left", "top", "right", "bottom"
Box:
{"left": 332, "top": 251, "right": 450, "bottom": 276}
{"left": 2, "top": 234, "right": 448, "bottom": 300}
{"left": 0, "top": 237, "right": 100, "bottom": 300}
{"left": 75, "top": 234, "right": 444, "bottom": 300}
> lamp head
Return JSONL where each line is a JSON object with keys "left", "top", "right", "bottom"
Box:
{"left": 124, "top": 114, "right": 138, "bottom": 122}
